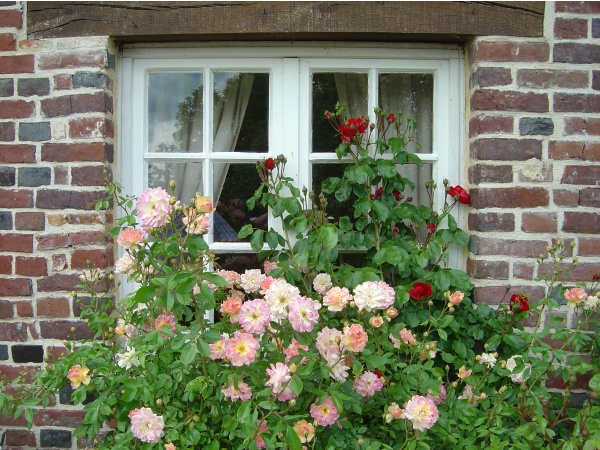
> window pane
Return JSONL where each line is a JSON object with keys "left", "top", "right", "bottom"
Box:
{"left": 214, "top": 163, "right": 267, "bottom": 243}
{"left": 312, "top": 73, "right": 368, "bottom": 153}
{"left": 397, "top": 163, "right": 433, "bottom": 207}
{"left": 148, "top": 72, "right": 203, "bottom": 153}
{"left": 216, "top": 253, "right": 263, "bottom": 272}
{"left": 312, "top": 163, "right": 355, "bottom": 222}
{"left": 213, "top": 72, "right": 269, "bottom": 153}
{"left": 379, "top": 73, "right": 433, "bottom": 154}
{"left": 148, "top": 162, "right": 202, "bottom": 202}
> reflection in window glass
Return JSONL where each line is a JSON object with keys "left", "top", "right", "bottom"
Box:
{"left": 148, "top": 72, "right": 203, "bottom": 153}
{"left": 312, "top": 73, "right": 368, "bottom": 153}
{"left": 213, "top": 72, "right": 269, "bottom": 153}
{"left": 379, "top": 73, "right": 433, "bottom": 154}
{"left": 216, "top": 253, "right": 263, "bottom": 273}
{"left": 148, "top": 162, "right": 202, "bottom": 201}
{"left": 214, "top": 163, "right": 267, "bottom": 243}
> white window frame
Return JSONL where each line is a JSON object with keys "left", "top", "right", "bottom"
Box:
{"left": 118, "top": 44, "right": 465, "bottom": 295}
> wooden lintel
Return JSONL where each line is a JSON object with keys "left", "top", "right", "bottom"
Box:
{"left": 26, "top": 1, "right": 544, "bottom": 43}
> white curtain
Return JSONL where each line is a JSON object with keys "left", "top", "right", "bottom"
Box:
{"left": 174, "top": 73, "right": 255, "bottom": 205}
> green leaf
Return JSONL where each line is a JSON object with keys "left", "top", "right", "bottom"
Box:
{"left": 286, "top": 425, "right": 303, "bottom": 450}
{"left": 266, "top": 229, "right": 280, "bottom": 249}
{"left": 371, "top": 201, "right": 389, "bottom": 222}
{"left": 237, "top": 224, "right": 253, "bottom": 239}
{"left": 250, "top": 229, "right": 264, "bottom": 252}
{"left": 503, "top": 334, "right": 526, "bottom": 350}
{"left": 318, "top": 225, "right": 338, "bottom": 249}
{"left": 290, "top": 376, "right": 303, "bottom": 396}
{"left": 335, "top": 180, "right": 352, "bottom": 202}
{"left": 377, "top": 159, "right": 398, "bottom": 179}
{"left": 197, "top": 339, "right": 211, "bottom": 356}
{"left": 322, "top": 177, "right": 341, "bottom": 194}
{"left": 589, "top": 374, "right": 600, "bottom": 393}
{"left": 181, "top": 344, "right": 197, "bottom": 365}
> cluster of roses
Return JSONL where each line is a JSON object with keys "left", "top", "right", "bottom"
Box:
{"left": 114, "top": 187, "right": 214, "bottom": 275}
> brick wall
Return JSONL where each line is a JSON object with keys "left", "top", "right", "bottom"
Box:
{"left": 466, "top": 1, "right": 600, "bottom": 315}
{"left": 0, "top": 1, "right": 116, "bottom": 448}
{"left": 0, "top": 0, "right": 599, "bottom": 448}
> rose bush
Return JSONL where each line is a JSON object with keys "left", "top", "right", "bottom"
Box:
{"left": 1, "top": 105, "right": 599, "bottom": 449}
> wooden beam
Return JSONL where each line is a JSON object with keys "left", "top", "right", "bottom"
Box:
{"left": 27, "top": 1, "right": 544, "bottom": 43}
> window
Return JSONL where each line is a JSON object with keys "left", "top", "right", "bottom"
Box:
{"left": 119, "top": 45, "right": 464, "bottom": 284}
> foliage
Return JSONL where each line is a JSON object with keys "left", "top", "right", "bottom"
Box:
{"left": 1, "top": 105, "right": 599, "bottom": 450}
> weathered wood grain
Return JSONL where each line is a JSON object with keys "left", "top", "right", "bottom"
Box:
{"left": 27, "top": 1, "right": 544, "bottom": 43}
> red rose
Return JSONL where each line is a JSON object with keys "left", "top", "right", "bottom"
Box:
{"left": 392, "top": 189, "right": 401, "bottom": 201}
{"left": 373, "top": 369, "right": 384, "bottom": 378}
{"left": 593, "top": 273, "right": 600, "bottom": 282}
{"left": 340, "top": 116, "right": 369, "bottom": 143}
{"left": 264, "top": 158, "right": 275, "bottom": 171}
{"left": 386, "top": 113, "right": 395, "bottom": 123}
{"left": 408, "top": 282, "right": 433, "bottom": 300}
{"left": 448, "top": 185, "right": 470, "bottom": 205}
{"left": 509, "top": 293, "right": 530, "bottom": 313}
{"left": 375, "top": 187, "right": 383, "bottom": 199}
{"left": 427, "top": 223, "right": 436, "bottom": 234}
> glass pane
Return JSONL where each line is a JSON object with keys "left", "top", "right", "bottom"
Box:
{"left": 397, "top": 163, "right": 433, "bottom": 207}
{"left": 312, "top": 73, "right": 369, "bottom": 153}
{"left": 147, "top": 162, "right": 202, "bottom": 202}
{"left": 215, "top": 253, "right": 263, "bottom": 273}
{"left": 213, "top": 72, "right": 269, "bottom": 153}
{"left": 214, "top": 163, "right": 267, "bottom": 243}
{"left": 379, "top": 73, "right": 433, "bottom": 154}
{"left": 148, "top": 72, "right": 203, "bottom": 153}
{"left": 312, "top": 163, "right": 355, "bottom": 222}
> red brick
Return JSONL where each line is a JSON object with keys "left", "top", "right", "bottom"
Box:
{"left": 579, "top": 238, "right": 600, "bottom": 256}
{"left": 556, "top": 1, "right": 600, "bottom": 13}
{"left": 37, "top": 297, "right": 71, "bottom": 318}
{"left": 54, "top": 166, "right": 68, "bottom": 184}
{"left": 34, "top": 409, "right": 86, "bottom": 428}
{"left": 473, "top": 285, "right": 546, "bottom": 305}
{"left": 469, "top": 164, "right": 512, "bottom": 183}
{"left": 41, "top": 92, "right": 112, "bottom": 118}
{"left": 554, "top": 18, "right": 588, "bottom": 39}
{"left": 549, "top": 140, "right": 584, "bottom": 160}
{"left": 474, "top": 237, "right": 549, "bottom": 258}
{"left": 0, "top": 233, "right": 32, "bottom": 252}
{"left": 5, "top": 429, "right": 36, "bottom": 447}
{"left": 39, "top": 320, "right": 94, "bottom": 340}
{"left": 470, "top": 138, "right": 542, "bottom": 161}
{"left": 0, "top": 9, "right": 22, "bottom": 27}
{"left": 474, "top": 42, "right": 550, "bottom": 62}
{"left": 69, "top": 230, "right": 110, "bottom": 246}
{"left": 36, "top": 189, "right": 106, "bottom": 210}
{"left": 470, "top": 187, "right": 548, "bottom": 208}
{"left": 564, "top": 117, "right": 600, "bottom": 136}
{"left": 0, "top": 55, "right": 34, "bottom": 74}
{"left": 0, "top": 32, "right": 16, "bottom": 51}
{"left": 37, "top": 233, "right": 69, "bottom": 250}
{"left": 0, "top": 144, "right": 35, "bottom": 163}
{"left": 470, "top": 67, "right": 512, "bottom": 88}
{"left": 0, "top": 254, "right": 12, "bottom": 274}
{"left": 15, "top": 300, "right": 33, "bottom": 317}
{"left": 553, "top": 189, "right": 580, "bottom": 207}
{"left": 72, "top": 249, "right": 111, "bottom": 269}
{"left": 15, "top": 211, "right": 45, "bottom": 231}
{"left": 467, "top": 258, "right": 509, "bottom": 279}
{"left": 42, "top": 142, "right": 112, "bottom": 162}
{"left": 0, "top": 364, "right": 38, "bottom": 383}
{"left": 0, "top": 322, "right": 36, "bottom": 341}
{"left": 0, "top": 189, "right": 33, "bottom": 208}
{"left": 38, "top": 50, "right": 107, "bottom": 70}
{"left": 0, "top": 277, "right": 32, "bottom": 296}
{"left": 546, "top": 372, "right": 592, "bottom": 390}
{"left": 37, "top": 273, "right": 81, "bottom": 292}
{"left": 471, "top": 90, "right": 549, "bottom": 112}
{"left": 563, "top": 212, "right": 600, "bottom": 234}
{"left": 513, "top": 262, "right": 535, "bottom": 279}
{"left": 0, "top": 100, "right": 34, "bottom": 119}
{"left": 521, "top": 212, "right": 557, "bottom": 233}
{"left": 69, "top": 116, "right": 114, "bottom": 139}
{"left": 583, "top": 142, "right": 600, "bottom": 161}
{"left": 554, "top": 93, "right": 600, "bottom": 113}
{"left": 561, "top": 165, "right": 600, "bottom": 185}
{"left": 517, "top": 69, "right": 588, "bottom": 89}
{"left": 469, "top": 115, "right": 513, "bottom": 137}
{"left": 15, "top": 256, "right": 47, "bottom": 276}
{"left": 0, "top": 299, "right": 13, "bottom": 318}
{"left": 554, "top": 43, "right": 600, "bottom": 64}
{"left": 52, "top": 253, "right": 68, "bottom": 271}
{"left": 580, "top": 187, "right": 600, "bottom": 207}
{"left": 54, "top": 73, "right": 73, "bottom": 90}
{"left": 72, "top": 165, "right": 106, "bottom": 187}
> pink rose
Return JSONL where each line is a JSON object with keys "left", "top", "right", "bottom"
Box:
{"left": 117, "top": 228, "right": 145, "bottom": 249}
